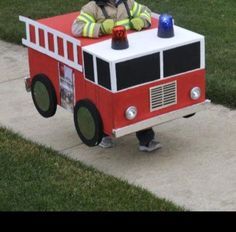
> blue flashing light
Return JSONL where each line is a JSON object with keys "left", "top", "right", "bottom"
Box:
{"left": 158, "top": 14, "right": 174, "bottom": 38}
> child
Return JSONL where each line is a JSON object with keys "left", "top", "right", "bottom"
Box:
{"left": 72, "top": 0, "right": 152, "bottom": 38}
{"left": 72, "top": 0, "right": 162, "bottom": 152}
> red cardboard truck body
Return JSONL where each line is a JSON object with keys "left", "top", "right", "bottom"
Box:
{"left": 20, "top": 12, "right": 209, "bottom": 146}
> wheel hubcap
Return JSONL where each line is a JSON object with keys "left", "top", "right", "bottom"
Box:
{"left": 34, "top": 81, "right": 50, "bottom": 112}
{"left": 77, "top": 107, "right": 96, "bottom": 140}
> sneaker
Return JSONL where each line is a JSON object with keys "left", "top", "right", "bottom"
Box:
{"left": 99, "top": 136, "right": 113, "bottom": 148}
{"left": 139, "top": 140, "right": 162, "bottom": 152}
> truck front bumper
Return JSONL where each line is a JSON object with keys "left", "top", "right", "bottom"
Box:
{"left": 112, "top": 100, "right": 211, "bottom": 138}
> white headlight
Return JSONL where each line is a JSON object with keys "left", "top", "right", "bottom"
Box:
{"left": 125, "top": 106, "right": 138, "bottom": 120}
{"left": 190, "top": 87, "right": 201, "bottom": 100}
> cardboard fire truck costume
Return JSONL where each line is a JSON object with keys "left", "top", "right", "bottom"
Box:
{"left": 19, "top": 12, "right": 209, "bottom": 147}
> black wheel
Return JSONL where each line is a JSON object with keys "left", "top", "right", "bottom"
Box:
{"left": 31, "top": 74, "right": 57, "bottom": 118}
{"left": 74, "top": 100, "right": 103, "bottom": 147}
{"left": 183, "top": 113, "right": 196, "bottom": 119}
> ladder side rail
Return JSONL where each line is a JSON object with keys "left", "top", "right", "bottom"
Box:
{"left": 22, "top": 39, "right": 82, "bottom": 71}
{"left": 19, "top": 16, "right": 81, "bottom": 47}
{"left": 19, "top": 16, "right": 82, "bottom": 72}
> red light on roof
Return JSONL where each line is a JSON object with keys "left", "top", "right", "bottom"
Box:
{"left": 111, "top": 26, "right": 129, "bottom": 50}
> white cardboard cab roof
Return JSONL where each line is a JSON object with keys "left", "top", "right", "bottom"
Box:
{"left": 83, "top": 25, "right": 205, "bottom": 64}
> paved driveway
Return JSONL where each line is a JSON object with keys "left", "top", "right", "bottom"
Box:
{"left": 0, "top": 40, "right": 235, "bottom": 210}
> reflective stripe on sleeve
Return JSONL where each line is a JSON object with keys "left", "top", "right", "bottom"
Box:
{"left": 82, "top": 23, "right": 96, "bottom": 37}
{"left": 100, "top": 23, "right": 106, "bottom": 34}
{"left": 115, "top": 19, "right": 131, "bottom": 30}
{"left": 77, "top": 12, "right": 96, "bottom": 23}
{"left": 140, "top": 10, "right": 151, "bottom": 23}
{"left": 131, "top": 2, "right": 142, "bottom": 18}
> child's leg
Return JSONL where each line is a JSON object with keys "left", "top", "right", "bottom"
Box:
{"left": 136, "top": 128, "right": 155, "bottom": 146}
{"left": 99, "top": 133, "right": 113, "bottom": 148}
{"left": 136, "top": 128, "right": 162, "bottom": 152}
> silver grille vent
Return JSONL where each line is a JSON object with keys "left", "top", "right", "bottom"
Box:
{"left": 150, "top": 81, "right": 177, "bottom": 111}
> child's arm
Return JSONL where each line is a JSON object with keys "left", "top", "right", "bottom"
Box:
{"left": 72, "top": 1, "right": 101, "bottom": 38}
{"left": 129, "top": 0, "right": 152, "bottom": 29}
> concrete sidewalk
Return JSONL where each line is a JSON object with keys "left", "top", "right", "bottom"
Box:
{"left": 0, "top": 40, "right": 236, "bottom": 211}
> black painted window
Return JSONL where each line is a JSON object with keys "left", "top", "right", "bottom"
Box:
{"left": 163, "top": 42, "right": 201, "bottom": 77}
{"left": 116, "top": 53, "right": 160, "bottom": 90}
{"left": 83, "top": 52, "right": 94, "bottom": 82}
{"left": 97, "top": 58, "right": 111, "bottom": 90}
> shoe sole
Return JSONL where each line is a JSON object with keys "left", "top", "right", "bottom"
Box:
{"left": 139, "top": 144, "right": 162, "bottom": 152}
{"left": 99, "top": 143, "right": 113, "bottom": 148}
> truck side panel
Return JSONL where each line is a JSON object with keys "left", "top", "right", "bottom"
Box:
{"left": 76, "top": 80, "right": 114, "bottom": 136}
{"left": 28, "top": 48, "right": 61, "bottom": 106}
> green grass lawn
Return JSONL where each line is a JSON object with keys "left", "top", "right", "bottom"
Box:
{"left": 0, "top": 127, "right": 182, "bottom": 211}
{"left": 0, "top": 0, "right": 236, "bottom": 108}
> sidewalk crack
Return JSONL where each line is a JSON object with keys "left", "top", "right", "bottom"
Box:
{"left": 0, "top": 76, "right": 26, "bottom": 85}
{"left": 59, "top": 143, "right": 84, "bottom": 153}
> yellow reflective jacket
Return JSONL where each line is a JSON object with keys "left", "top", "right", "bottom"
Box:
{"left": 72, "top": 0, "right": 152, "bottom": 38}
